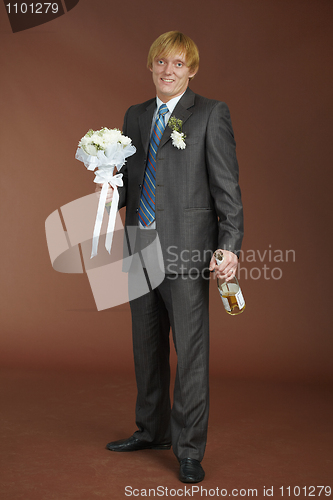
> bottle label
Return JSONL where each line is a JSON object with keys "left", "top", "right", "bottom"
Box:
{"left": 219, "top": 289, "right": 231, "bottom": 311}
{"left": 235, "top": 288, "right": 245, "bottom": 309}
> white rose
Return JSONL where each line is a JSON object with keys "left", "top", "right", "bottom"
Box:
{"left": 103, "top": 128, "right": 122, "bottom": 144}
{"left": 79, "top": 135, "right": 90, "bottom": 147}
{"left": 171, "top": 131, "right": 186, "bottom": 150}
{"left": 120, "top": 135, "right": 132, "bottom": 146}
{"left": 83, "top": 144, "right": 98, "bottom": 156}
{"left": 91, "top": 133, "right": 105, "bottom": 148}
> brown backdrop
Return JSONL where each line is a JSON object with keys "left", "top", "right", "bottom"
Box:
{"left": 1, "top": 0, "right": 332, "bottom": 381}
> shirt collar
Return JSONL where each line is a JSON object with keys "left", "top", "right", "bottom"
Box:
{"left": 156, "top": 91, "right": 185, "bottom": 115}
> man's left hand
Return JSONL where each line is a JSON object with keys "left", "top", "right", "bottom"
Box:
{"left": 209, "top": 250, "right": 238, "bottom": 282}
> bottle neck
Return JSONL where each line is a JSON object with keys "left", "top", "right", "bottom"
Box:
{"left": 214, "top": 250, "right": 224, "bottom": 266}
{"left": 214, "top": 252, "right": 239, "bottom": 286}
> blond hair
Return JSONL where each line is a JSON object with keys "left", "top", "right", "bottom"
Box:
{"left": 147, "top": 31, "right": 199, "bottom": 79}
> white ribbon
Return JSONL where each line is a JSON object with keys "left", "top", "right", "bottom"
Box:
{"left": 91, "top": 169, "right": 123, "bottom": 258}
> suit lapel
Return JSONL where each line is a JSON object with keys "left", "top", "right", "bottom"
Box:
{"left": 138, "top": 89, "right": 196, "bottom": 152}
{"left": 138, "top": 100, "right": 156, "bottom": 155}
{"left": 159, "top": 88, "right": 195, "bottom": 149}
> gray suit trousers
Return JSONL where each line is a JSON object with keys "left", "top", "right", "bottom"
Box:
{"left": 129, "top": 269, "right": 210, "bottom": 462}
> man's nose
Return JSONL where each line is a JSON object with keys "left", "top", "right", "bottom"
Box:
{"left": 164, "top": 62, "right": 173, "bottom": 74}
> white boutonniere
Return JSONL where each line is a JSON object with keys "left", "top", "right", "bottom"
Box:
{"left": 168, "top": 116, "right": 186, "bottom": 150}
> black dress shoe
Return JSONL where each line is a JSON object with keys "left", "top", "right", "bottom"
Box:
{"left": 179, "top": 458, "right": 205, "bottom": 483}
{"left": 106, "top": 435, "right": 171, "bottom": 452}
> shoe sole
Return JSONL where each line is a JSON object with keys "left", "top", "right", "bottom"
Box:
{"left": 106, "top": 443, "right": 171, "bottom": 451}
{"left": 180, "top": 475, "right": 205, "bottom": 483}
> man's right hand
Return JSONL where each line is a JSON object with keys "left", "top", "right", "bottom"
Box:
{"left": 95, "top": 183, "right": 114, "bottom": 203}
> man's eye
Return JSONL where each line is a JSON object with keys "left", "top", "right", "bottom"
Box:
{"left": 158, "top": 60, "right": 164, "bottom": 65}
{"left": 176, "top": 63, "right": 183, "bottom": 68}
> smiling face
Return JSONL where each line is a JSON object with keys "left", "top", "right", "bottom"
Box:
{"left": 150, "top": 52, "right": 197, "bottom": 102}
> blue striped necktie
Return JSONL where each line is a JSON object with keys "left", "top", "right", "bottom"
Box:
{"left": 138, "top": 103, "right": 169, "bottom": 226}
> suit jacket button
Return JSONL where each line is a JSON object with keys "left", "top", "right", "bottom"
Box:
{"left": 139, "top": 184, "right": 142, "bottom": 188}
{"left": 135, "top": 208, "right": 139, "bottom": 213}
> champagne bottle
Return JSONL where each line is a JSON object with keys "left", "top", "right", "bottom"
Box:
{"left": 214, "top": 250, "right": 246, "bottom": 315}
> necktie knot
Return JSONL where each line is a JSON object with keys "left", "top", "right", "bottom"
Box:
{"left": 158, "top": 103, "right": 169, "bottom": 118}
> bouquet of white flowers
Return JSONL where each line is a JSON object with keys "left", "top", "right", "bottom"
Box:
{"left": 75, "top": 127, "right": 136, "bottom": 258}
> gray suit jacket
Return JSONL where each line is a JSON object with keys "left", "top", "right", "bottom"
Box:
{"left": 118, "top": 87, "right": 243, "bottom": 274}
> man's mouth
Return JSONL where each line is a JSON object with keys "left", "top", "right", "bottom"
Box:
{"left": 161, "top": 78, "right": 174, "bottom": 83}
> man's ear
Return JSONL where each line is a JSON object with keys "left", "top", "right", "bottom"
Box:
{"left": 189, "top": 67, "right": 199, "bottom": 79}
{"left": 149, "top": 66, "right": 153, "bottom": 73}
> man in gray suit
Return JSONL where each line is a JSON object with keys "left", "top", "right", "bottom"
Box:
{"left": 103, "top": 31, "right": 243, "bottom": 483}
